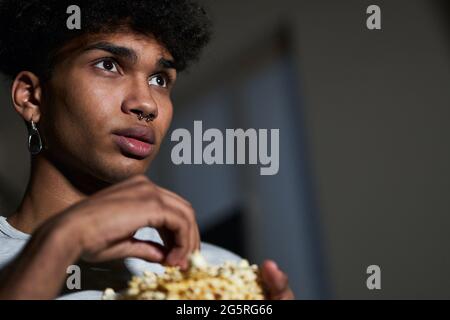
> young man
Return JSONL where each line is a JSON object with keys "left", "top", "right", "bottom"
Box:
{"left": 0, "top": 0, "right": 294, "bottom": 299}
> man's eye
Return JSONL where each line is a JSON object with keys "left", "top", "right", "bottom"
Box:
{"left": 148, "top": 74, "right": 168, "bottom": 88}
{"left": 94, "top": 59, "right": 119, "bottom": 73}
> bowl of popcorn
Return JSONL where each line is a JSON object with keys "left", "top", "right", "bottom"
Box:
{"left": 102, "top": 251, "right": 266, "bottom": 300}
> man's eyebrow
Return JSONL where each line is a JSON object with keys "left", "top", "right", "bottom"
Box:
{"left": 82, "top": 42, "right": 177, "bottom": 70}
{"left": 158, "top": 58, "right": 177, "bottom": 70}
{"left": 82, "top": 42, "right": 138, "bottom": 63}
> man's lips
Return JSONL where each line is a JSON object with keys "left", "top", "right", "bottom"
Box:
{"left": 112, "top": 126, "right": 156, "bottom": 159}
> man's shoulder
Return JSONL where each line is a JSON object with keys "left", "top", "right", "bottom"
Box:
{"left": 0, "top": 236, "right": 27, "bottom": 270}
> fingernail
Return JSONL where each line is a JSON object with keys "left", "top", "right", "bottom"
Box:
{"left": 271, "top": 261, "right": 278, "bottom": 270}
{"left": 154, "top": 250, "right": 164, "bottom": 261}
{"left": 180, "top": 259, "right": 188, "bottom": 270}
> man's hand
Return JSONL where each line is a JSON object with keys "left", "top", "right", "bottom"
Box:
{"left": 0, "top": 174, "right": 199, "bottom": 299}
{"left": 261, "top": 260, "right": 295, "bottom": 300}
{"left": 54, "top": 174, "right": 200, "bottom": 268}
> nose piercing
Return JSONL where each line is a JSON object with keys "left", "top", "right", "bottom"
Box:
{"left": 137, "top": 112, "right": 155, "bottom": 122}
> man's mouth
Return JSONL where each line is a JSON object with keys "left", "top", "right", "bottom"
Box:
{"left": 112, "top": 126, "right": 156, "bottom": 159}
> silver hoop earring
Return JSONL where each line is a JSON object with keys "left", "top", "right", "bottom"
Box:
{"left": 28, "top": 120, "right": 43, "bottom": 155}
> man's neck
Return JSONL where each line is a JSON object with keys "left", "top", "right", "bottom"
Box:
{"left": 8, "top": 155, "right": 105, "bottom": 234}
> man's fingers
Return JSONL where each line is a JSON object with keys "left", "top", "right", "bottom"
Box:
{"left": 152, "top": 214, "right": 191, "bottom": 268}
{"left": 92, "top": 196, "right": 194, "bottom": 268}
{"left": 156, "top": 190, "right": 200, "bottom": 254}
{"left": 84, "top": 239, "right": 166, "bottom": 263}
{"left": 261, "top": 260, "right": 288, "bottom": 292}
{"left": 79, "top": 175, "right": 199, "bottom": 269}
{"left": 128, "top": 179, "right": 198, "bottom": 257}
{"left": 156, "top": 186, "right": 191, "bottom": 207}
{"left": 261, "top": 260, "right": 294, "bottom": 300}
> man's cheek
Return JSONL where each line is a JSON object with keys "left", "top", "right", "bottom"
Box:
{"left": 160, "top": 106, "right": 174, "bottom": 137}
{"left": 80, "top": 92, "right": 115, "bottom": 117}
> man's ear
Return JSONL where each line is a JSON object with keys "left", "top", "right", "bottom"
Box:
{"left": 11, "top": 71, "right": 43, "bottom": 123}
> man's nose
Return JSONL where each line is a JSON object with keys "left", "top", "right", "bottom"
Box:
{"left": 121, "top": 81, "right": 158, "bottom": 121}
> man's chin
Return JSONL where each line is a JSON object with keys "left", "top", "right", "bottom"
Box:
{"left": 96, "top": 159, "right": 151, "bottom": 184}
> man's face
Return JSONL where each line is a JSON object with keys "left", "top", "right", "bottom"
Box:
{"left": 39, "top": 31, "right": 177, "bottom": 184}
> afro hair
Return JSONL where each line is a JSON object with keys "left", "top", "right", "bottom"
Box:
{"left": 0, "top": 0, "right": 212, "bottom": 80}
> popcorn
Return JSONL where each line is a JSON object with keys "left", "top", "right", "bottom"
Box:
{"left": 102, "top": 251, "right": 266, "bottom": 300}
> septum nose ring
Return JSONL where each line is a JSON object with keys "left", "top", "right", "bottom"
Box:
{"left": 137, "top": 112, "right": 155, "bottom": 122}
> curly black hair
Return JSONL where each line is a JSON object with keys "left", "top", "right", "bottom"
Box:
{"left": 0, "top": 0, "right": 212, "bottom": 80}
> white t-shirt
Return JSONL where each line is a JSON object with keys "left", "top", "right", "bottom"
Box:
{"left": 0, "top": 216, "right": 241, "bottom": 300}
